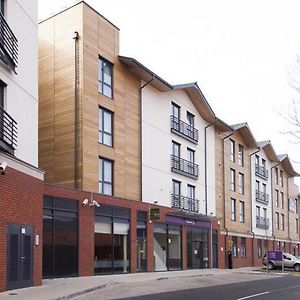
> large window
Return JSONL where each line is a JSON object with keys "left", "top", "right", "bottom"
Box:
{"left": 172, "top": 102, "right": 180, "bottom": 119}
{"left": 232, "top": 236, "right": 238, "bottom": 257}
{"left": 240, "top": 237, "right": 246, "bottom": 258}
{"left": 296, "top": 218, "right": 299, "bottom": 234}
{"left": 275, "top": 190, "right": 279, "bottom": 207}
{"left": 99, "top": 57, "right": 113, "bottom": 98}
{"left": 280, "top": 170, "right": 283, "bottom": 187}
{"left": 257, "top": 239, "right": 262, "bottom": 258}
{"left": 230, "top": 169, "right": 235, "bottom": 191}
{"left": 154, "top": 224, "right": 181, "bottom": 271}
{"left": 99, "top": 158, "right": 113, "bottom": 195}
{"left": 275, "top": 212, "right": 279, "bottom": 230}
{"left": 239, "top": 173, "right": 244, "bottom": 194}
{"left": 99, "top": 107, "right": 113, "bottom": 146}
{"left": 230, "top": 139, "right": 235, "bottom": 162}
{"left": 137, "top": 211, "right": 147, "bottom": 272}
{"left": 280, "top": 192, "right": 284, "bottom": 209}
{"left": 238, "top": 144, "right": 244, "bottom": 166}
{"left": 231, "top": 198, "right": 236, "bottom": 221}
{"left": 239, "top": 201, "right": 245, "bottom": 223}
{"left": 187, "top": 148, "right": 195, "bottom": 174}
{"left": 275, "top": 167, "right": 279, "bottom": 185}
{"left": 187, "top": 227, "right": 209, "bottom": 269}
{"left": 43, "top": 196, "right": 78, "bottom": 279}
{"left": 281, "top": 214, "right": 285, "bottom": 231}
{"left": 94, "top": 205, "right": 130, "bottom": 274}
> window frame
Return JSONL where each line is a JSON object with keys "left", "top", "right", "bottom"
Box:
{"left": 231, "top": 198, "right": 236, "bottom": 221}
{"left": 98, "top": 56, "right": 113, "bottom": 98}
{"left": 239, "top": 201, "right": 245, "bottom": 223}
{"left": 239, "top": 173, "right": 244, "bottom": 194}
{"left": 99, "top": 157, "right": 114, "bottom": 196}
{"left": 238, "top": 144, "right": 244, "bottom": 166}
{"left": 230, "top": 168, "right": 236, "bottom": 191}
{"left": 240, "top": 237, "right": 246, "bottom": 258}
{"left": 229, "top": 139, "right": 235, "bottom": 162}
{"left": 99, "top": 107, "right": 113, "bottom": 147}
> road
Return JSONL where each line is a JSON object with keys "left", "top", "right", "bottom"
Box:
{"left": 118, "top": 276, "right": 300, "bottom": 300}
{"left": 76, "top": 275, "right": 300, "bottom": 300}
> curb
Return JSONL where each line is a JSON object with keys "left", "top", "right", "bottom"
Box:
{"left": 53, "top": 283, "right": 112, "bottom": 300}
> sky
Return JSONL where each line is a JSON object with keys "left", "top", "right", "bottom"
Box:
{"left": 39, "top": 0, "right": 300, "bottom": 174}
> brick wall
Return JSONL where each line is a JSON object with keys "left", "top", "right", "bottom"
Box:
{"left": 0, "top": 167, "right": 44, "bottom": 292}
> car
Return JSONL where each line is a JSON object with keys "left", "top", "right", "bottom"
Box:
{"left": 262, "top": 252, "right": 300, "bottom": 272}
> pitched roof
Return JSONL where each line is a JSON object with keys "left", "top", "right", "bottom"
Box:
{"left": 277, "top": 154, "right": 300, "bottom": 177}
{"left": 230, "top": 123, "right": 257, "bottom": 148}
{"left": 257, "top": 140, "right": 278, "bottom": 162}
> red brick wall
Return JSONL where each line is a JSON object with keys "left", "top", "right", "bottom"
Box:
{"left": 0, "top": 167, "right": 44, "bottom": 292}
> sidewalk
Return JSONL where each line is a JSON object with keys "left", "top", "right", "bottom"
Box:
{"left": 0, "top": 268, "right": 281, "bottom": 300}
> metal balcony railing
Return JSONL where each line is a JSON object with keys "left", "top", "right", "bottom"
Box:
{"left": 255, "top": 164, "right": 268, "bottom": 179}
{"left": 0, "top": 12, "right": 18, "bottom": 72}
{"left": 171, "top": 193, "right": 200, "bottom": 213}
{"left": 256, "top": 190, "right": 269, "bottom": 205}
{"left": 171, "top": 154, "right": 199, "bottom": 179}
{"left": 0, "top": 106, "right": 17, "bottom": 154}
{"left": 256, "top": 216, "right": 269, "bottom": 229}
{"left": 170, "top": 115, "right": 198, "bottom": 143}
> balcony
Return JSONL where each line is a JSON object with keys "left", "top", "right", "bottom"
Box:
{"left": 171, "top": 154, "right": 199, "bottom": 179}
{"left": 170, "top": 115, "right": 198, "bottom": 144}
{"left": 171, "top": 193, "right": 200, "bottom": 213}
{"left": 0, "top": 106, "right": 17, "bottom": 155}
{"left": 256, "top": 216, "right": 269, "bottom": 229}
{"left": 256, "top": 190, "right": 269, "bottom": 205}
{"left": 255, "top": 164, "right": 268, "bottom": 179}
{"left": 0, "top": 12, "right": 18, "bottom": 73}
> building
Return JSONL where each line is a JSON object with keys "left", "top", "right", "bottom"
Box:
{"left": 0, "top": 0, "right": 44, "bottom": 292}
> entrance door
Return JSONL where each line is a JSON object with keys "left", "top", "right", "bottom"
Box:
{"left": 7, "top": 224, "right": 33, "bottom": 291}
{"left": 193, "top": 241, "right": 204, "bottom": 268}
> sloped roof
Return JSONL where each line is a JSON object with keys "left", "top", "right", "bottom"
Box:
{"left": 119, "top": 55, "right": 231, "bottom": 131}
{"left": 230, "top": 123, "right": 257, "bottom": 148}
{"left": 277, "top": 154, "right": 300, "bottom": 177}
{"left": 257, "top": 140, "right": 278, "bottom": 162}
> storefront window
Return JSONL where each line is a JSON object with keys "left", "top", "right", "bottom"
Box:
{"left": 137, "top": 211, "right": 147, "bottom": 272}
{"left": 187, "top": 227, "right": 209, "bottom": 269}
{"left": 43, "top": 196, "right": 78, "bottom": 279}
{"left": 94, "top": 205, "right": 130, "bottom": 275}
{"left": 153, "top": 224, "right": 181, "bottom": 271}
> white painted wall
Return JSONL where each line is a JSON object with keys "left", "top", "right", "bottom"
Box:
{"left": 142, "top": 84, "right": 216, "bottom": 216}
{"left": 1, "top": 0, "right": 38, "bottom": 166}
{"left": 250, "top": 148, "right": 273, "bottom": 237}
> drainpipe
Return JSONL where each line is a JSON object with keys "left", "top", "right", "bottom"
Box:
{"left": 73, "top": 31, "right": 79, "bottom": 189}
{"left": 204, "top": 120, "right": 216, "bottom": 215}
{"left": 270, "top": 163, "right": 280, "bottom": 238}
{"left": 249, "top": 148, "right": 260, "bottom": 266}
{"left": 140, "top": 77, "right": 155, "bottom": 201}
{"left": 287, "top": 177, "right": 290, "bottom": 248}
{"left": 222, "top": 131, "right": 234, "bottom": 268}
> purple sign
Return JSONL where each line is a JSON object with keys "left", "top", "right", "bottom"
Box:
{"left": 165, "top": 216, "right": 210, "bottom": 228}
{"left": 267, "top": 251, "right": 283, "bottom": 261}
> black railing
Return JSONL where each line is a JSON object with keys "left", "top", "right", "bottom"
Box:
{"left": 256, "top": 190, "right": 269, "bottom": 205}
{"left": 0, "top": 12, "right": 18, "bottom": 72}
{"left": 256, "top": 216, "right": 269, "bottom": 229}
{"left": 171, "top": 154, "right": 199, "bottom": 179}
{"left": 171, "top": 194, "right": 200, "bottom": 213}
{"left": 0, "top": 106, "right": 17, "bottom": 154}
{"left": 170, "top": 115, "right": 198, "bottom": 143}
{"left": 255, "top": 164, "right": 268, "bottom": 179}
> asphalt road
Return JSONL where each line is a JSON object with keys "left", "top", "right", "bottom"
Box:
{"left": 118, "top": 276, "right": 300, "bottom": 300}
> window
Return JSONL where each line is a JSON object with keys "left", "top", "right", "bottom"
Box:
{"left": 230, "top": 139, "right": 235, "bottom": 162}
{"left": 296, "top": 218, "right": 299, "bottom": 234}
{"left": 172, "top": 141, "right": 181, "bottom": 158}
{"left": 172, "top": 180, "right": 181, "bottom": 196}
{"left": 172, "top": 102, "right": 180, "bottom": 120}
{"left": 264, "top": 239, "right": 268, "bottom": 254}
{"left": 256, "top": 206, "right": 260, "bottom": 218}
{"left": 232, "top": 236, "right": 238, "bottom": 257}
{"left": 280, "top": 192, "right": 284, "bottom": 209}
{"left": 239, "top": 173, "right": 244, "bottom": 194}
{"left": 276, "top": 241, "right": 280, "bottom": 250}
{"left": 186, "top": 112, "right": 195, "bottom": 139}
{"left": 262, "top": 158, "right": 266, "bottom": 169}
{"left": 275, "top": 167, "right": 278, "bottom": 185}
{"left": 230, "top": 169, "right": 235, "bottom": 191}
{"left": 240, "top": 237, "right": 246, "bottom": 258}
{"left": 238, "top": 144, "right": 244, "bottom": 166}
{"left": 255, "top": 155, "right": 259, "bottom": 166}
{"left": 231, "top": 198, "right": 236, "bottom": 221}
{"left": 99, "top": 107, "right": 113, "bottom": 146}
{"left": 280, "top": 170, "right": 283, "bottom": 187}
{"left": 275, "top": 212, "right": 279, "bottom": 230}
{"left": 0, "top": 0, "right": 4, "bottom": 16}
{"left": 275, "top": 190, "right": 279, "bottom": 207}
{"left": 99, "top": 57, "right": 113, "bottom": 98}
{"left": 296, "top": 199, "right": 298, "bottom": 214}
{"left": 187, "top": 184, "right": 195, "bottom": 199}
{"left": 262, "top": 183, "right": 266, "bottom": 194}
{"left": 281, "top": 214, "right": 284, "bottom": 231}
{"left": 187, "top": 148, "right": 195, "bottom": 164}
{"left": 99, "top": 158, "right": 113, "bottom": 195}
{"left": 256, "top": 180, "right": 260, "bottom": 192}
{"left": 239, "top": 201, "right": 245, "bottom": 223}
{"left": 257, "top": 239, "right": 262, "bottom": 258}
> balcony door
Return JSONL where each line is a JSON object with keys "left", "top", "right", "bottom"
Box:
{"left": 0, "top": 83, "right": 4, "bottom": 141}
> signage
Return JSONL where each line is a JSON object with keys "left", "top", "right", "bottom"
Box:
{"left": 165, "top": 216, "right": 210, "bottom": 228}
{"left": 150, "top": 208, "right": 160, "bottom": 220}
{"left": 227, "top": 240, "right": 233, "bottom": 248}
{"left": 267, "top": 250, "right": 283, "bottom": 262}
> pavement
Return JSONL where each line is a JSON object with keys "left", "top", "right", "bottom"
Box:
{"left": 0, "top": 267, "right": 288, "bottom": 300}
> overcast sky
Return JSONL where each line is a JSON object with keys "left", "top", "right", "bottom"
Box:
{"left": 39, "top": 0, "right": 300, "bottom": 175}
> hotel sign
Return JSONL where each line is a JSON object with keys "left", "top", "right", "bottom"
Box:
{"left": 150, "top": 208, "right": 160, "bottom": 220}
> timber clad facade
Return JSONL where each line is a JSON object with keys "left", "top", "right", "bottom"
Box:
{"left": 1, "top": 0, "right": 300, "bottom": 293}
